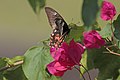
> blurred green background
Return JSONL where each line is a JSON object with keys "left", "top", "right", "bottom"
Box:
{"left": 0, "top": 0, "right": 119, "bottom": 57}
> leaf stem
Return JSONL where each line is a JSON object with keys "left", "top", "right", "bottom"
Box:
{"left": 81, "top": 64, "right": 91, "bottom": 80}
{"left": 0, "top": 60, "right": 23, "bottom": 72}
{"left": 74, "top": 66, "right": 86, "bottom": 80}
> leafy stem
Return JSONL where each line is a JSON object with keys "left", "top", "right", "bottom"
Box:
{"left": 0, "top": 60, "right": 23, "bottom": 72}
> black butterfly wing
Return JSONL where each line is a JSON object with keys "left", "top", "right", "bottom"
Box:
{"left": 45, "top": 7, "right": 70, "bottom": 47}
{"left": 45, "top": 7, "right": 62, "bottom": 28}
{"left": 45, "top": 7, "right": 70, "bottom": 35}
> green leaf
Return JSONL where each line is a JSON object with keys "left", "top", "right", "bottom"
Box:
{"left": 0, "top": 57, "right": 26, "bottom": 80}
{"left": 99, "top": 23, "right": 113, "bottom": 38}
{"left": 10, "top": 56, "right": 24, "bottom": 62}
{"left": 4, "top": 56, "right": 24, "bottom": 66}
{"left": 80, "top": 51, "right": 87, "bottom": 73}
{"left": 117, "top": 69, "right": 120, "bottom": 80}
{"left": 117, "top": 76, "right": 120, "bottom": 80}
{"left": 82, "top": 0, "right": 100, "bottom": 28}
{"left": 28, "top": 0, "right": 46, "bottom": 14}
{"left": 91, "top": 22, "right": 101, "bottom": 31}
{"left": 113, "top": 14, "right": 120, "bottom": 40}
{"left": 0, "top": 58, "right": 7, "bottom": 68}
{"left": 65, "top": 23, "right": 84, "bottom": 42}
{"left": 0, "top": 58, "right": 7, "bottom": 80}
{"left": 87, "top": 47, "right": 120, "bottom": 80}
{"left": 22, "top": 46, "right": 60, "bottom": 80}
{"left": 112, "top": 14, "right": 120, "bottom": 49}
{"left": 3, "top": 66, "right": 27, "bottom": 80}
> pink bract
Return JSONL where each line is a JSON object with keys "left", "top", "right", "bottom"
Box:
{"left": 47, "top": 39, "right": 85, "bottom": 76}
{"left": 83, "top": 30, "right": 105, "bottom": 49}
{"left": 100, "top": 0, "right": 116, "bottom": 21}
{"left": 47, "top": 61, "right": 68, "bottom": 76}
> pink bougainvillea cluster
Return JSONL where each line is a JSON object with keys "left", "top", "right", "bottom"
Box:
{"left": 83, "top": 30, "right": 105, "bottom": 49}
{"left": 47, "top": 30, "right": 105, "bottom": 76}
{"left": 47, "top": 0, "right": 116, "bottom": 77}
{"left": 100, "top": 0, "right": 116, "bottom": 21}
{"left": 47, "top": 40, "right": 85, "bottom": 76}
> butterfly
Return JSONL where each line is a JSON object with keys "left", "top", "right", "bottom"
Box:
{"left": 45, "top": 7, "right": 70, "bottom": 48}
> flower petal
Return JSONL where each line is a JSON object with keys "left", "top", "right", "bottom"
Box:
{"left": 83, "top": 30, "right": 105, "bottom": 49}
{"left": 47, "top": 61, "right": 67, "bottom": 76}
{"left": 100, "top": 0, "right": 116, "bottom": 21}
{"left": 68, "top": 39, "right": 84, "bottom": 65}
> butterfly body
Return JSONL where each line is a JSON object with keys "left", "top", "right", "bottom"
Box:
{"left": 45, "top": 7, "right": 70, "bottom": 48}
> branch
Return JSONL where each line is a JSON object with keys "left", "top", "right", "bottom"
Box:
{"left": 81, "top": 64, "right": 91, "bottom": 80}
{"left": 0, "top": 60, "right": 23, "bottom": 72}
{"left": 106, "top": 47, "right": 120, "bottom": 56}
{"left": 74, "top": 66, "right": 86, "bottom": 80}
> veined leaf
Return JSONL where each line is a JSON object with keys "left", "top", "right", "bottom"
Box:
{"left": 99, "top": 23, "right": 113, "bottom": 38}
{"left": 65, "top": 23, "right": 84, "bottom": 42}
{"left": 87, "top": 47, "right": 120, "bottom": 80}
{"left": 22, "top": 46, "right": 60, "bottom": 80}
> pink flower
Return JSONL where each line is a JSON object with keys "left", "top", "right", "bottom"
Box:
{"left": 47, "top": 61, "right": 68, "bottom": 76}
{"left": 83, "top": 30, "right": 105, "bottom": 49}
{"left": 47, "top": 39, "right": 85, "bottom": 76}
{"left": 100, "top": 0, "right": 116, "bottom": 21}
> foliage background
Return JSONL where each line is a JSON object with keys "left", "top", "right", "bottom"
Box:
{"left": 0, "top": 0, "right": 119, "bottom": 58}
{"left": 0, "top": 0, "right": 120, "bottom": 80}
